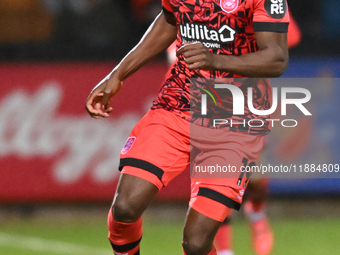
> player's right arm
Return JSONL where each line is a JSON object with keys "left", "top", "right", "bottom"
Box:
{"left": 85, "top": 9, "right": 177, "bottom": 118}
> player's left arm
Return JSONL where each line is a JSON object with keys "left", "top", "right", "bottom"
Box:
{"left": 176, "top": 31, "right": 288, "bottom": 78}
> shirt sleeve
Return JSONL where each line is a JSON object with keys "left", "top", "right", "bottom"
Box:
{"left": 287, "top": 13, "right": 301, "bottom": 48}
{"left": 162, "top": 0, "right": 173, "bottom": 13}
{"left": 253, "top": 0, "right": 290, "bottom": 33}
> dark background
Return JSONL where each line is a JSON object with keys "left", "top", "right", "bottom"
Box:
{"left": 0, "top": 0, "right": 339, "bottom": 61}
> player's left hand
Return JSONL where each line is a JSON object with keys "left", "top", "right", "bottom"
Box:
{"left": 176, "top": 42, "right": 216, "bottom": 71}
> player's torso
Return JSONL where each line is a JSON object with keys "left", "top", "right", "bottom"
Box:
{"left": 153, "top": 0, "right": 273, "bottom": 134}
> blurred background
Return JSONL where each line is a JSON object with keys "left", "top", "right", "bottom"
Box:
{"left": 0, "top": 0, "right": 339, "bottom": 61}
{"left": 0, "top": 0, "right": 339, "bottom": 255}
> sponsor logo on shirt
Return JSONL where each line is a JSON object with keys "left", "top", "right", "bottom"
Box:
{"left": 264, "top": 0, "right": 287, "bottom": 19}
{"left": 179, "top": 23, "right": 235, "bottom": 49}
{"left": 220, "top": 0, "right": 239, "bottom": 13}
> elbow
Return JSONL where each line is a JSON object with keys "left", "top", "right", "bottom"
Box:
{"left": 270, "top": 49, "right": 289, "bottom": 77}
{"left": 271, "top": 59, "right": 288, "bottom": 77}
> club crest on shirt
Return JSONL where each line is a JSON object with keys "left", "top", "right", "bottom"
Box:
{"left": 220, "top": 0, "right": 239, "bottom": 13}
{"left": 121, "top": 136, "right": 136, "bottom": 154}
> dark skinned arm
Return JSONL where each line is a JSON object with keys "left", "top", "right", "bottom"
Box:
{"left": 177, "top": 31, "right": 288, "bottom": 78}
{"left": 109, "top": 10, "right": 177, "bottom": 82}
{"left": 86, "top": 10, "right": 177, "bottom": 118}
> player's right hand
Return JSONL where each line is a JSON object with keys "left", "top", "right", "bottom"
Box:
{"left": 85, "top": 75, "right": 122, "bottom": 119}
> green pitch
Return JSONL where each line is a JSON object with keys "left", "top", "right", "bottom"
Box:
{"left": 0, "top": 209, "right": 339, "bottom": 255}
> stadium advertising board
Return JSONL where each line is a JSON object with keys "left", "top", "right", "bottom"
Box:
{"left": 0, "top": 63, "right": 339, "bottom": 202}
{"left": 0, "top": 63, "right": 190, "bottom": 202}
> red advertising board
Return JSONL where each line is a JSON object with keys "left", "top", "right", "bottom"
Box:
{"left": 0, "top": 62, "right": 190, "bottom": 203}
